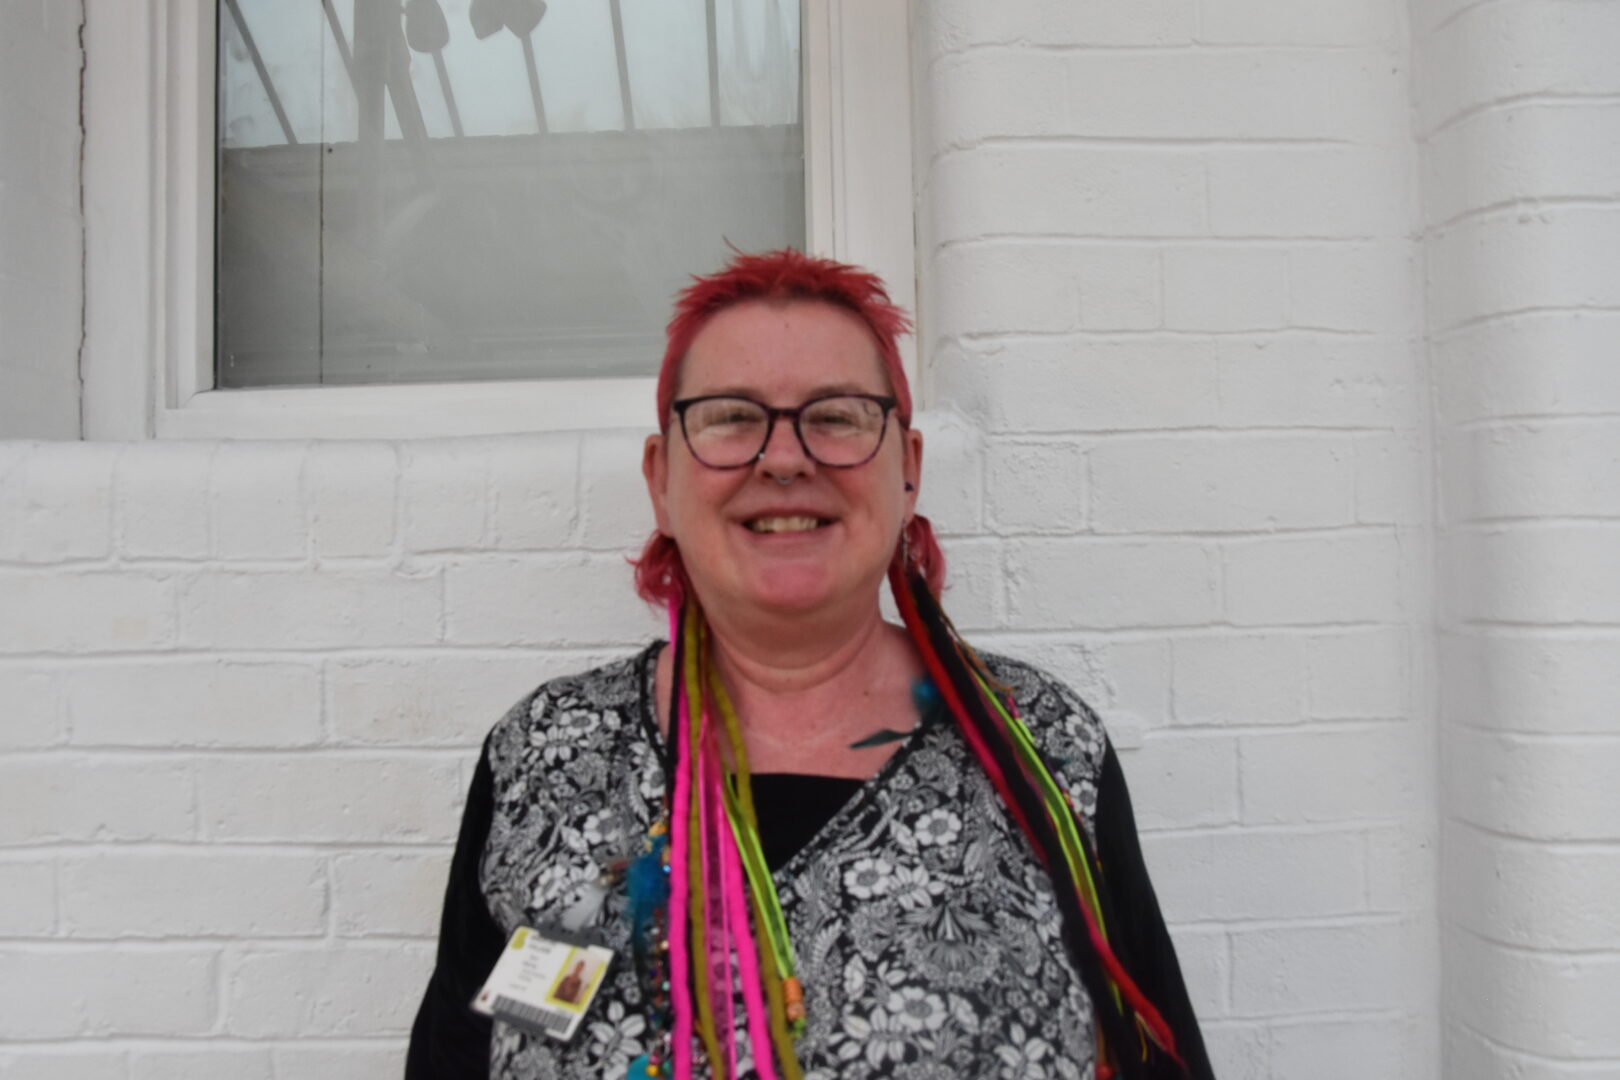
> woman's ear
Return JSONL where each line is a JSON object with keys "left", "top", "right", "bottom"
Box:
{"left": 903, "top": 428, "right": 923, "bottom": 518}
{"left": 643, "top": 433, "right": 673, "bottom": 534}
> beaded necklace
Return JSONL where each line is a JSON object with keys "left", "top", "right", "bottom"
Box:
{"left": 624, "top": 817, "right": 672, "bottom": 1077}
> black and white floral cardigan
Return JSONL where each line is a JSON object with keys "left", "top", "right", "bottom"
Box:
{"left": 407, "top": 644, "right": 1213, "bottom": 1080}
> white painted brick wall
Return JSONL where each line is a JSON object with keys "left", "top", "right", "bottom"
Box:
{"left": 1089, "top": 436, "right": 1358, "bottom": 534}
{"left": 1229, "top": 919, "right": 1420, "bottom": 1015}
{"left": 59, "top": 852, "right": 327, "bottom": 938}
{"left": 0, "top": 948, "right": 217, "bottom": 1038}
{"left": 916, "top": 2, "right": 1435, "bottom": 1075}
{"left": 224, "top": 944, "right": 436, "bottom": 1038}
{"left": 2, "top": 0, "right": 1615, "bottom": 1075}
{"left": 1418, "top": 0, "right": 1620, "bottom": 1075}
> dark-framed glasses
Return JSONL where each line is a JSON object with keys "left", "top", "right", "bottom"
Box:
{"left": 672, "top": 393, "right": 899, "bottom": 469}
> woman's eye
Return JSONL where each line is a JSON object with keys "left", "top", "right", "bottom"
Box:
{"left": 808, "top": 401, "right": 873, "bottom": 430}
{"left": 694, "top": 404, "right": 764, "bottom": 431}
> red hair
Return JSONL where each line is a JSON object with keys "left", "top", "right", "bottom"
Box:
{"left": 634, "top": 248, "right": 945, "bottom": 607}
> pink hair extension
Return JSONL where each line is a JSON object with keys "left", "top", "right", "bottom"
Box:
{"left": 696, "top": 729, "right": 735, "bottom": 1078}
{"left": 713, "top": 748, "right": 779, "bottom": 1080}
{"left": 667, "top": 606, "right": 695, "bottom": 1079}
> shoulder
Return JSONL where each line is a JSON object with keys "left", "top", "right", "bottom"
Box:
{"left": 977, "top": 650, "right": 1112, "bottom": 804}
{"left": 484, "top": 643, "right": 660, "bottom": 782}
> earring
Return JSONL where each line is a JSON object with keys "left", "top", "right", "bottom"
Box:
{"left": 905, "top": 482, "right": 915, "bottom": 493}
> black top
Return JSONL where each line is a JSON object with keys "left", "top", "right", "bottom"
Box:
{"left": 405, "top": 658, "right": 1213, "bottom": 1080}
{"left": 752, "top": 773, "right": 865, "bottom": 872}
{"left": 405, "top": 763, "right": 866, "bottom": 1080}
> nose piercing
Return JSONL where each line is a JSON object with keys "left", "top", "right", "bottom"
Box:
{"left": 774, "top": 475, "right": 794, "bottom": 486}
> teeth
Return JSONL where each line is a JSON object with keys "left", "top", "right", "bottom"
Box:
{"left": 748, "top": 516, "right": 824, "bottom": 534}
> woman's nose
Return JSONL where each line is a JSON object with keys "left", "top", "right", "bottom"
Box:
{"left": 755, "top": 413, "right": 815, "bottom": 481}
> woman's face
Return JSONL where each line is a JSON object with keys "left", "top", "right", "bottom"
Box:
{"left": 643, "top": 299, "right": 922, "bottom": 623}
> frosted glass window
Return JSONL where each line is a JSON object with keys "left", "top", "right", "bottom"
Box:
{"left": 215, "top": 0, "right": 803, "bottom": 388}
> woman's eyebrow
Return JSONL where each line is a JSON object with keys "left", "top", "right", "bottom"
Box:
{"left": 689, "top": 383, "right": 881, "bottom": 399}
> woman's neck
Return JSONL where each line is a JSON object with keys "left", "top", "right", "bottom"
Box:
{"left": 710, "top": 604, "right": 888, "bottom": 695}
{"left": 654, "top": 604, "right": 923, "bottom": 777}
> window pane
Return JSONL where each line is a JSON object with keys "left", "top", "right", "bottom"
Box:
{"left": 715, "top": 0, "right": 799, "bottom": 127}
{"left": 620, "top": 0, "right": 713, "bottom": 129}
{"left": 215, "top": 0, "right": 804, "bottom": 388}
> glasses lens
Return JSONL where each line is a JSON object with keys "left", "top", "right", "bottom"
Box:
{"left": 801, "top": 396, "right": 887, "bottom": 466}
{"left": 683, "top": 397, "right": 770, "bottom": 467}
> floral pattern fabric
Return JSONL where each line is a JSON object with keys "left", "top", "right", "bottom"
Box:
{"left": 479, "top": 643, "right": 1110, "bottom": 1080}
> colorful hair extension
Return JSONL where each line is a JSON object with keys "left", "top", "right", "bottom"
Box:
{"left": 662, "top": 563, "right": 1187, "bottom": 1078}
{"left": 886, "top": 558, "right": 1190, "bottom": 1079}
{"left": 713, "top": 754, "right": 776, "bottom": 1080}
{"left": 667, "top": 602, "right": 804, "bottom": 1080}
{"left": 681, "top": 610, "right": 727, "bottom": 1076}
{"left": 666, "top": 604, "right": 696, "bottom": 1078}
{"left": 707, "top": 665, "right": 807, "bottom": 1077}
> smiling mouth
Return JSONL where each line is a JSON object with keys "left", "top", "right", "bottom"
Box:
{"left": 745, "top": 516, "right": 834, "bottom": 534}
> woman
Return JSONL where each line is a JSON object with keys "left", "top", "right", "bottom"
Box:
{"left": 408, "top": 250, "right": 1214, "bottom": 1079}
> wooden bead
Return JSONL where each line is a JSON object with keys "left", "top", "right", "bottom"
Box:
{"left": 782, "top": 976, "right": 806, "bottom": 1021}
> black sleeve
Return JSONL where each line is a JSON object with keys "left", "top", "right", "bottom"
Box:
{"left": 1094, "top": 738, "right": 1217, "bottom": 1080}
{"left": 406, "top": 735, "right": 506, "bottom": 1080}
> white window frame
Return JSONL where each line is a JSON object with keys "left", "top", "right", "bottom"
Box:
{"left": 82, "top": 0, "right": 915, "bottom": 441}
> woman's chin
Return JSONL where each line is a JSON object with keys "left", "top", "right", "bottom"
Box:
{"left": 737, "top": 567, "right": 842, "bottom": 615}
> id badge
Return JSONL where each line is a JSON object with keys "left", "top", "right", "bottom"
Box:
{"left": 472, "top": 926, "right": 615, "bottom": 1042}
